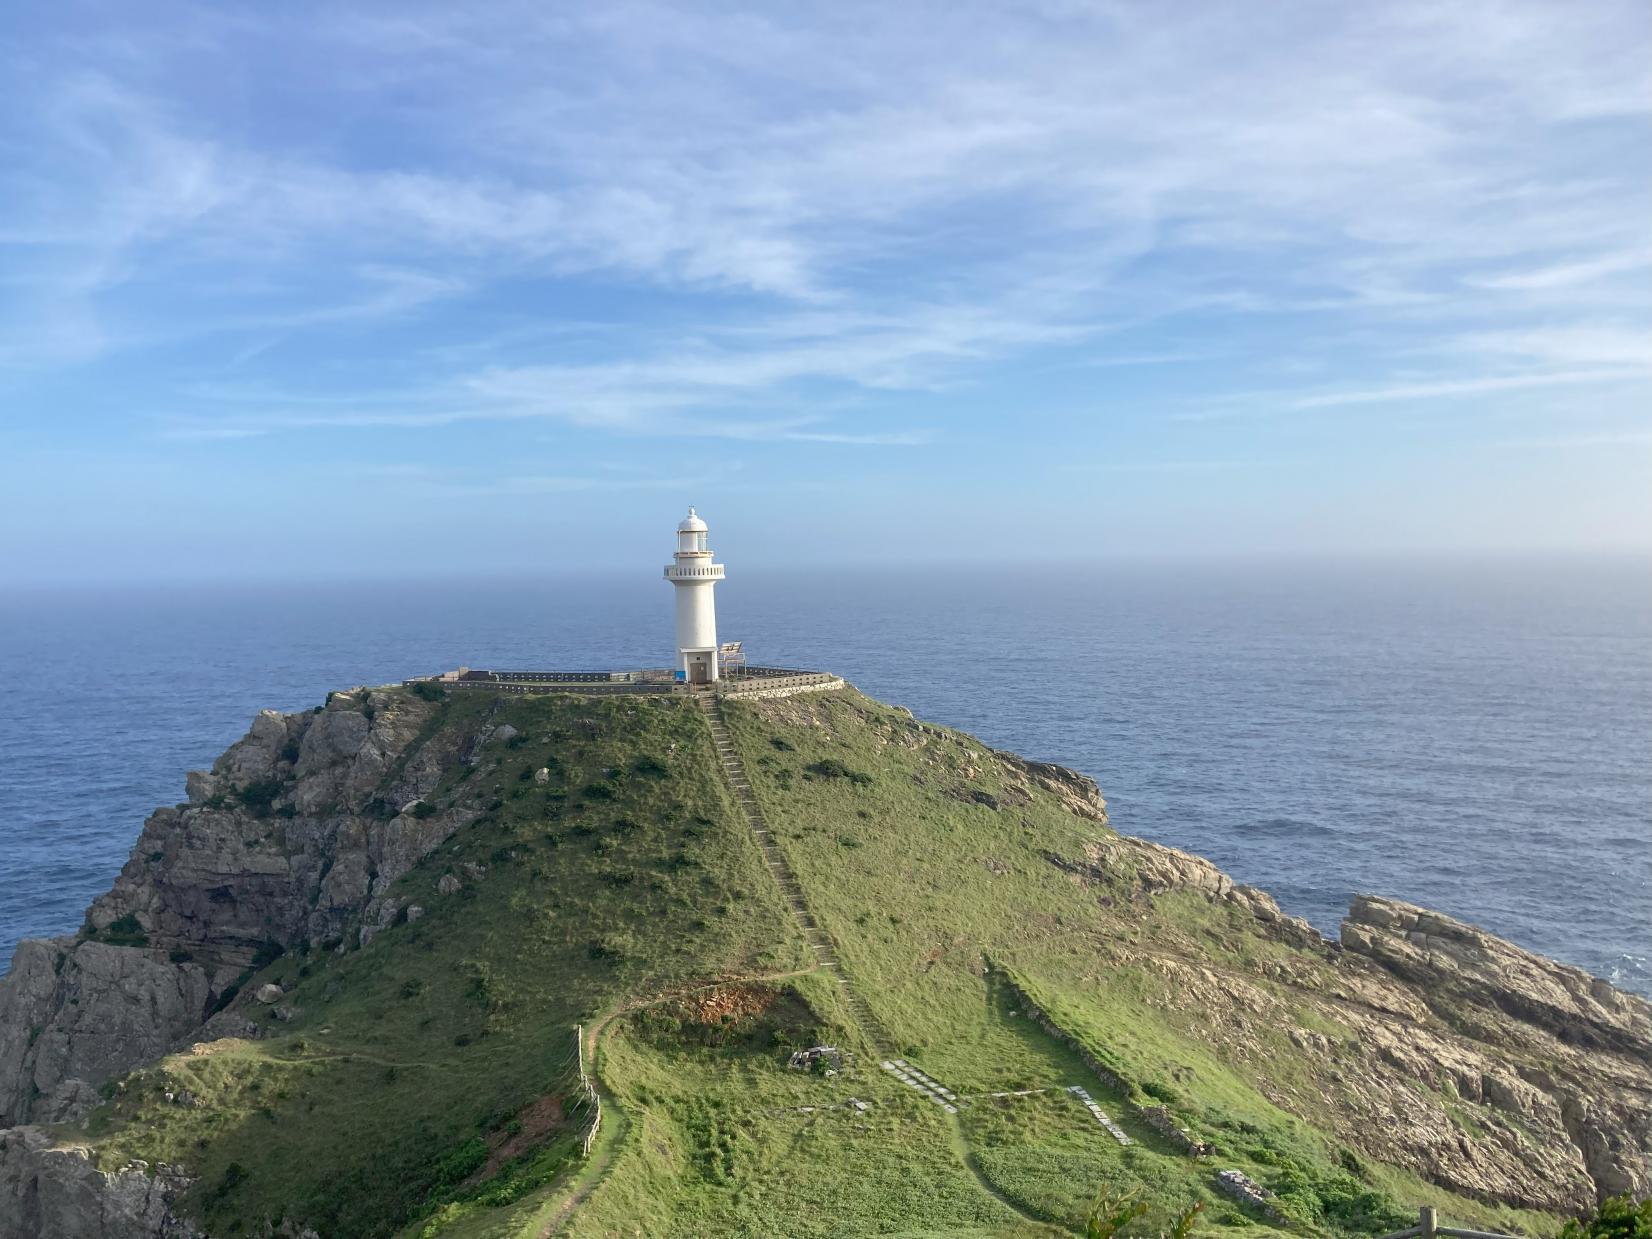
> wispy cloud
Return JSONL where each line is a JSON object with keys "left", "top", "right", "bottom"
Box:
{"left": 1467, "top": 248, "right": 1652, "bottom": 291}
{"left": 1495, "top": 429, "right": 1652, "bottom": 450}
{"left": 1291, "top": 368, "right": 1646, "bottom": 410}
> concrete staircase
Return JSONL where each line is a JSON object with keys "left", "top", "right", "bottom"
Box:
{"left": 696, "top": 692, "right": 895, "bottom": 1056}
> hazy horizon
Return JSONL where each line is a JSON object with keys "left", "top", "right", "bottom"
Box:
{"left": 5, "top": 546, "right": 1651, "bottom": 591}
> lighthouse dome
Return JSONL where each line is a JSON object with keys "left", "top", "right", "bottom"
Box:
{"left": 677, "top": 508, "right": 708, "bottom": 533}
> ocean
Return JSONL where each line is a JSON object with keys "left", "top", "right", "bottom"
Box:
{"left": 2, "top": 555, "right": 1647, "bottom": 996}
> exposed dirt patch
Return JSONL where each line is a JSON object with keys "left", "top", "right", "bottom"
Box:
{"left": 473, "top": 1092, "right": 568, "bottom": 1182}
{"left": 676, "top": 983, "right": 779, "bottom": 1026}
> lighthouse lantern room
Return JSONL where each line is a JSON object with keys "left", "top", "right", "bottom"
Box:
{"left": 663, "top": 507, "right": 725, "bottom": 683}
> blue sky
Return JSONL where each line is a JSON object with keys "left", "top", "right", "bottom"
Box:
{"left": 1, "top": 1, "right": 1648, "bottom": 581}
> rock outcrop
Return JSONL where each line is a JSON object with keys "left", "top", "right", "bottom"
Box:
{"left": 0, "top": 687, "right": 482, "bottom": 1127}
{"left": 1047, "top": 839, "right": 1652, "bottom": 1211}
{"left": 1341, "top": 895, "right": 1652, "bottom": 1204}
{"left": 0, "top": 1126, "right": 199, "bottom": 1239}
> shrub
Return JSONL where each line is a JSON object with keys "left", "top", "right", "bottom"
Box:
{"left": 251, "top": 939, "right": 284, "bottom": 969}
{"left": 770, "top": 737, "right": 795, "bottom": 751}
{"left": 1558, "top": 1197, "right": 1652, "bottom": 1239}
{"left": 1141, "top": 1079, "right": 1179, "bottom": 1104}
{"left": 804, "top": 758, "right": 872, "bottom": 786}
{"left": 102, "top": 914, "right": 148, "bottom": 947}
{"left": 409, "top": 681, "right": 447, "bottom": 702}
{"left": 411, "top": 801, "right": 438, "bottom": 819}
{"left": 631, "top": 756, "right": 669, "bottom": 778}
{"left": 236, "top": 779, "right": 283, "bottom": 818}
{"left": 432, "top": 1137, "right": 488, "bottom": 1187}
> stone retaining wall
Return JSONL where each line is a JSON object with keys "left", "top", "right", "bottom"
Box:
{"left": 717, "top": 674, "right": 845, "bottom": 700}
{"left": 992, "top": 966, "right": 1212, "bottom": 1157}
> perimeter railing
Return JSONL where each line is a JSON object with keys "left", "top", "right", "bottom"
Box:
{"left": 404, "top": 666, "right": 843, "bottom": 698}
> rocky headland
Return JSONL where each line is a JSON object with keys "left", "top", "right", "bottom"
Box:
{"left": 0, "top": 682, "right": 1646, "bottom": 1237}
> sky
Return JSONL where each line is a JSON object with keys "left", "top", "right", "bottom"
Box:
{"left": 1, "top": 1, "right": 1649, "bottom": 582}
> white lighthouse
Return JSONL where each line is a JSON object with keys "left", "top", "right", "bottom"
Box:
{"left": 664, "top": 507, "right": 725, "bottom": 684}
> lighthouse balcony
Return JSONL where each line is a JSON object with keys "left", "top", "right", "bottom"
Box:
{"left": 664, "top": 563, "right": 725, "bottom": 581}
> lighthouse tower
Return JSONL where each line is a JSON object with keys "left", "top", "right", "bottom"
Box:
{"left": 664, "top": 507, "right": 725, "bottom": 684}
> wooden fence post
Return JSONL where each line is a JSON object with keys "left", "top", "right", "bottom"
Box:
{"left": 1419, "top": 1206, "right": 1438, "bottom": 1238}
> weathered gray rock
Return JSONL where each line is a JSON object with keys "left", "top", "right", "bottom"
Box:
{"left": 1343, "top": 894, "right": 1652, "bottom": 1056}
{"left": 0, "top": 1126, "right": 200, "bottom": 1238}
{"left": 254, "top": 983, "right": 283, "bottom": 1004}
{"left": 1340, "top": 894, "right": 1652, "bottom": 1206}
{"left": 0, "top": 687, "right": 485, "bottom": 1127}
{"left": 0, "top": 940, "right": 211, "bottom": 1128}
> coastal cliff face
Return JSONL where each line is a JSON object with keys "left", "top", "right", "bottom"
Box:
{"left": 0, "top": 682, "right": 1646, "bottom": 1237}
{"left": 1341, "top": 896, "right": 1652, "bottom": 1201}
{"left": 0, "top": 687, "right": 476, "bottom": 1129}
{"left": 1042, "top": 833, "right": 1652, "bottom": 1212}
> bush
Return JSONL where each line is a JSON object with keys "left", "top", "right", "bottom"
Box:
{"left": 1559, "top": 1196, "right": 1652, "bottom": 1239}
{"left": 804, "top": 758, "right": 872, "bottom": 786}
{"left": 409, "top": 681, "right": 447, "bottom": 702}
{"left": 411, "top": 800, "right": 438, "bottom": 819}
{"left": 236, "top": 778, "right": 284, "bottom": 818}
{"left": 102, "top": 914, "right": 149, "bottom": 947}
{"left": 631, "top": 756, "right": 669, "bottom": 778}
{"left": 251, "top": 939, "right": 284, "bottom": 969}
{"left": 1140, "top": 1080, "right": 1179, "bottom": 1104}
{"left": 432, "top": 1137, "right": 488, "bottom": 1187}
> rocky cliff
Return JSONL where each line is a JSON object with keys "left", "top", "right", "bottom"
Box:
{"left": 1044, "top": 832, "right": 1652, "bottom": 1214}
{"left": 0, "top": 686, "right": 480, "bottom": 1129}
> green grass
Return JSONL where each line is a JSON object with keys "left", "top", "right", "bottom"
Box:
{"left": 55, "top": 683, "right": 1571, "bottom": 1237}
{"left": 74, "top": 690, "right": 810, "bottom": 1238}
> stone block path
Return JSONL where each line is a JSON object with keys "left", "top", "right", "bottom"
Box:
{"left": 697, "top": 694, "right": 896, "bottom": 1055}
{"left": 880, "top": 1058, "right": 961, "bottom": 1112}
{"left": 1065, "top": 1085, "right": 1133, "bottom": 1145}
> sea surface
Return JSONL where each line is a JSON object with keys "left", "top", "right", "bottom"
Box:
{"left": 1, "top": 556, "right": 1647, "bottom": 996}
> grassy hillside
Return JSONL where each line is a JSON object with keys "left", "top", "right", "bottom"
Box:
{"left": 58, "top": 683, "right": 1568, "bottom": 1237}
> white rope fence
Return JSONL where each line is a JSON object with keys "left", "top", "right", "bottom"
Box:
{"left": 575, "top": 1024, "right": 601, "bottom": 1159}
